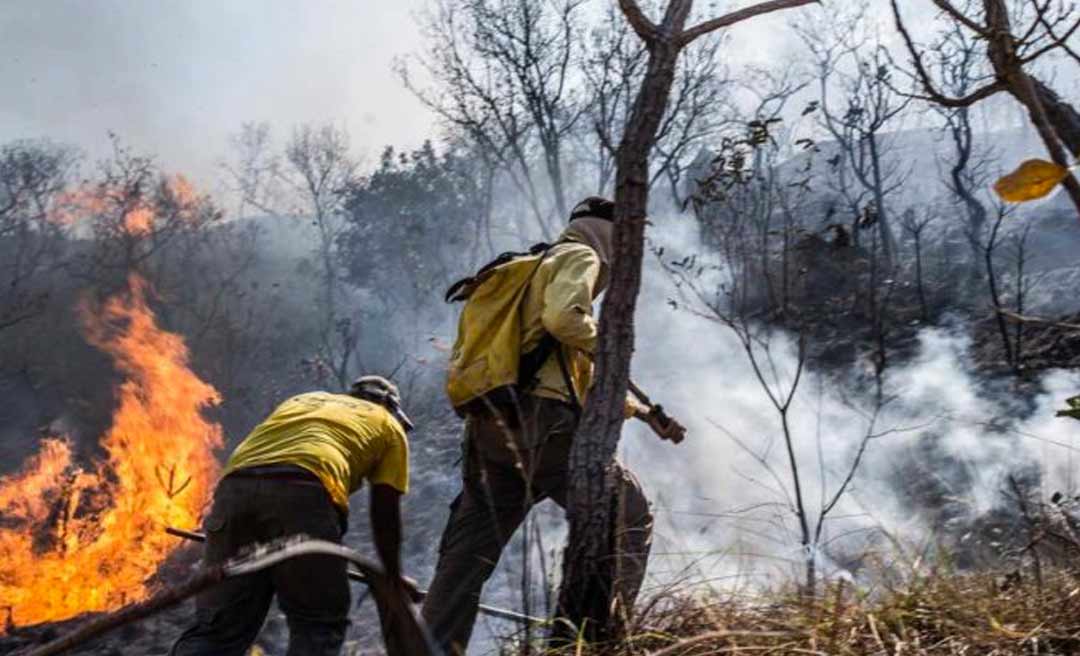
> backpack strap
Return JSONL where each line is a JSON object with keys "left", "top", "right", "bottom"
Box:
{"left": 444, "top": 242, "right": 553, "bottom": 303}
{"left": 554, "top": 343, "right": 582, "bottom": 413}
{"left": 515, "top": 241, "right": 583, "bottom": 411}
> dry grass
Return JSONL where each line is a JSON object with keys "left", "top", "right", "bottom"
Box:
{"left": 539, "top": 568, "right": 1080, "bottom": 655}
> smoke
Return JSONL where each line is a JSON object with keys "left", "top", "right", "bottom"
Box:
{"left": 620, "top": 216, "right": 1080, "bottom": 592}
{"left": 406, "top": 203, "right": 1080, "bottom": 653}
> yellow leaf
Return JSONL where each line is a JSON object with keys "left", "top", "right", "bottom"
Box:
{"left": 994, "top": 159, "right": 1070, "bottom": 203}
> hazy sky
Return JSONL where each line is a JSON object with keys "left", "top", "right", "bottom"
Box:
{"left": 1, "top": 0, "right": 434, "bottom": 189}
{"left": 1, "top": 1, "right": 948, "bottom": 193}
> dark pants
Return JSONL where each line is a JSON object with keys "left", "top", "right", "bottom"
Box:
{"left": 170, "top": 472, "right": 350, "bottom": 656}
{"left": 422, "top": 396, "right": 653, "bottom": 655}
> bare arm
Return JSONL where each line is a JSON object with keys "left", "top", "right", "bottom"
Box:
{"left": 369, "top": 483, "right": 403, "bottom": 578}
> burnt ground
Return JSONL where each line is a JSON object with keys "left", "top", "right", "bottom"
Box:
{"left": 767, "top": 227, "right": 1080, "bottom": 380}
{"left": 972, "top": 310, "right": 1080, "bottom": 375}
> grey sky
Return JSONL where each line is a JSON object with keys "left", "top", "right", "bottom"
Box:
{"left": 1, "top": 0, "right": 433, "bottom": 189}
{"left": 0, "top": 1, "right": 969, "bottom": 195}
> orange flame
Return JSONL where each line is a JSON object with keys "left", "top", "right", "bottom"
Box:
{"left": 0, "top": 275, "right": 222, "bottom": 631}
{"left": 48, "top": 173, "right": 205, "bottom": 232}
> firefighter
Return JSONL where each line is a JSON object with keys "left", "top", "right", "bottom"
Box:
{"left": 171, "top": 376, "right": 415, "bottom": 656}
{"left": 424, "top": 196, "right": 687, "bottom": 654}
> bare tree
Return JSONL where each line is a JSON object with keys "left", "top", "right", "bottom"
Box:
{"left": 986, "top": 216, "right": 1045, "bottom": 373}
{"left": 911, "top": 3, "right": 995, "bottom": 279}
{"left": 399, "top": 0, "right": 586, "bottom": 238}
{"left": 662, "top": 251, "right": 897, "bottom": 593}
{"left": 0, "top": 140, "right": 75, "bottom": 332}
{"left": 892, "top": 0, "right": 1080, "bottom": 216}
{"left": 223, "top": 122, "right": 360, "bottom": 389}
{"left": 901, "top": 207, "right": 935, "bottom": 322}
{"left": 983, "top": 202, "right": 1019, "bottom": 369}
{"left": 284, "top": 125, "right": 361, "bottom": 388}
{"left": 557, "top": 0, "right": 817, "bottom": 641}
{"left": 1008, "top": 221, "right": 1039, "bottom": 369}
{"left": 580, "top": 3, "right": 730, "bottom": 202}
{"left": 799, "top": 3, "right": 912, "bottom": 263}
{"left": 221, "top": 122, "right": 284, "bottom": 219}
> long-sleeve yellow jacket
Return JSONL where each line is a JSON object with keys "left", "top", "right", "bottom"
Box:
{"left": 520, "top": 238, "right": 645, "bottom": 418}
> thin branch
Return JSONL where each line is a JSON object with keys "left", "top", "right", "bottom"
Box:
{"left": 680, "top": 0, "right": 820, "bottom": 46}
{"left": 890, "top": 0, "right": 1008, "bottom": 108}
{"left": 930, "top": 0, "right": 990, "bottom": 35}
{"left": 1022, "top": 13, "right": 1080, "bottom": 64}
{"left": 997, "top": 308, "right": 1080, "bottom": 331}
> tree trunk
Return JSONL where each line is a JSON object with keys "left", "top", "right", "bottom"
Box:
{"left": 556, "top": 0, "right": 819, "bottom": 641}
{"left": 985, "top": 212, "right": 1015, "bottom": 368}
{"left": 868, "top": 132, "right": 897, "bottom": 264}
{"left": 1033, "top": 78, "right": 1080, "bottom": 155}
{"left": 557, "top": 6, "right": 690, "bottom": 642}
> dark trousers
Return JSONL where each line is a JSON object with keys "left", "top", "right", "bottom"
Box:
{"left": 170, "top": 473, "right": 350, "bottom": 656}
{"left": 421, "top": 396, "right": 653, "bottom": 655}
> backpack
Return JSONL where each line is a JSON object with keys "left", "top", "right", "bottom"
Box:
{"left": 444, "top": 242, "right": 578, "bottom": 417}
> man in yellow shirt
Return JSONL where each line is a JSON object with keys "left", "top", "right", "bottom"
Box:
{"left": 171, "top": 375, "right": 413, "bottom": 656}
{"left": 424, "top": 197, "right": 686, "bottom": 654}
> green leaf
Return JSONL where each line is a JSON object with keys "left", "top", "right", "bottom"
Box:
{"left": 1056, "top": 395, "right": 1080, "bottom": 421}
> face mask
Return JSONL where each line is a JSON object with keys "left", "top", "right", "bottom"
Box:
{"left": 563, "top": 217, "right": 614, "bottom": 264}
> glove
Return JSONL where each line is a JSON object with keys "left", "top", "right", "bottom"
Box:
{"left": 398, "top": 575, "right": 425, "bottom": 604}
{"left": 645, "top": 406, "right": 686, "bottom": 444}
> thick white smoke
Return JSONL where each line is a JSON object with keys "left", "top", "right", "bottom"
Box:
{"left": 620, "top": 216, "right": 1080, "bottom": 594}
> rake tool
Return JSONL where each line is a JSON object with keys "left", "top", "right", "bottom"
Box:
{"left": 166, "top": 526, "right": 545, "bottom": 626}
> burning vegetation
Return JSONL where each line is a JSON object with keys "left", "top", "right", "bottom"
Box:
{"left": 0, "top": 274, "right": 222, "bottom": 632}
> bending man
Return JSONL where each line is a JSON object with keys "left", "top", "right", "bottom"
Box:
{"left": 171, "top": 376, "right": 414, "bottom": 656}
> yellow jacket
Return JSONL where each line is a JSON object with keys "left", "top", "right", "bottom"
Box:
{"left": 520, "top": 239, "right": 645, "bottom": 417}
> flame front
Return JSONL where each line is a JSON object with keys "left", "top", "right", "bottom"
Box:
{"left": 0, "top": 275, "right": 222, "bottom": 631}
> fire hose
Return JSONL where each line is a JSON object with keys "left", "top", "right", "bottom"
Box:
{"left": 15, "top": 535, "right": 442, "bottom": 656}
{"left": 166, "top": 526, "right": 546, "bottom": 626}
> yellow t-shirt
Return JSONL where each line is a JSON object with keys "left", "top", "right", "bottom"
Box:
{"left": 223, "top": 391, "right": 409, "bottom": 511}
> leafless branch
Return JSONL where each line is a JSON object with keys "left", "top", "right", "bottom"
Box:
{"left": 680, "top": 0, "right": 821, "bottom": 46}
{"left": 890, "top": 0, "right": 1007, "bottom": 108}
{"left": 996, "top": 308, "right": 1080, "bottom": 331}
{"left": 931, "top": 0, "right": 990, "bottom": 35}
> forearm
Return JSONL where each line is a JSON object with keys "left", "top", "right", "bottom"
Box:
{"left": 369, "top": 485, "right": 403, "bottom": 578}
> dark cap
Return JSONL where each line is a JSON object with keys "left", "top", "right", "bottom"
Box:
{"left": 569, "top": 196, "right": 615, "bottom": 222}
{"left": 349, "top": 375, "right": 415, "bottom": 432}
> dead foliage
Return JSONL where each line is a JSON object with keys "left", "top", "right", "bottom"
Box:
{"left": 539, "top": 568, "right": 1080, "bottom": 655}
